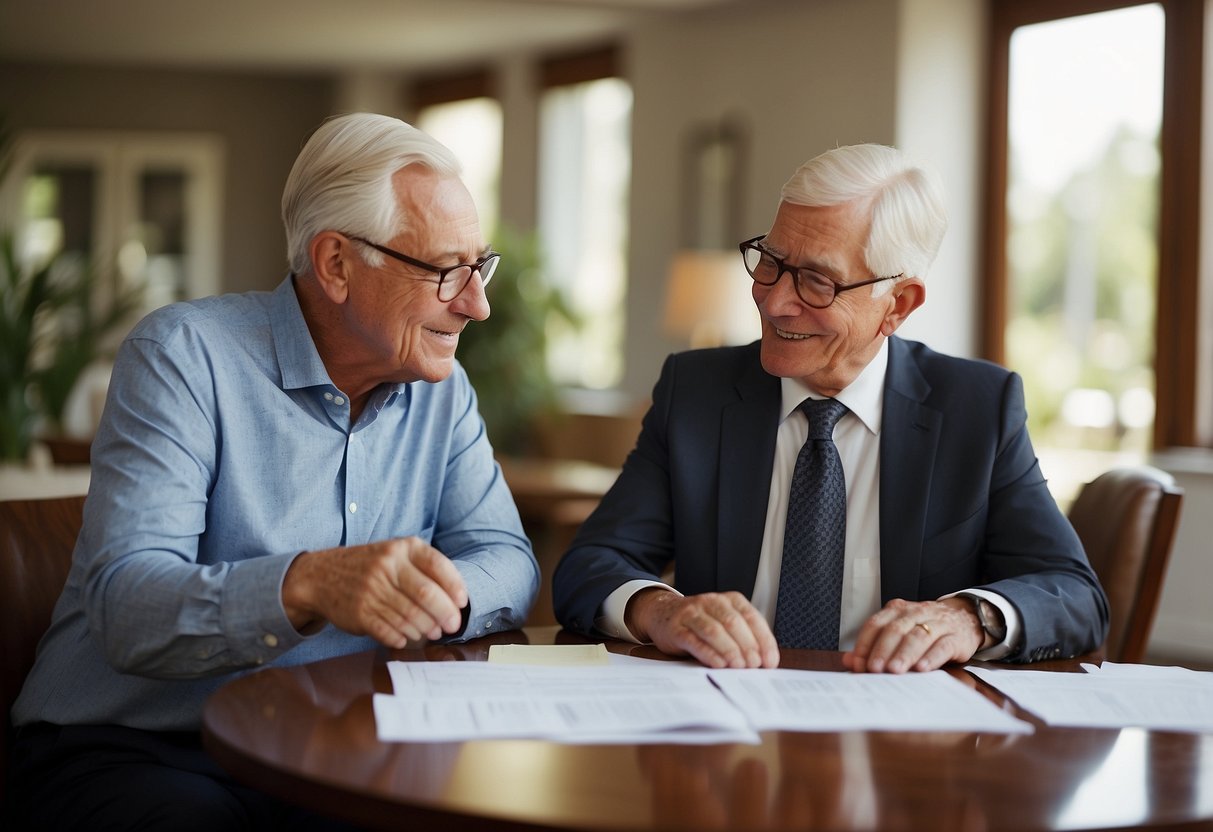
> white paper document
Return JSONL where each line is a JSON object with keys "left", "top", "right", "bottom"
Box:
{"left": 967, "top": 664, "right": 1213, "bottom": 732}
{"left": 375, "top": 660, "right": 759, "bottom": 744}
{"left": 373, "top": 655, "right": 1034, "bottom": 744}
{"left": 708, "top": 668, "right": 1034, "bottom": 734}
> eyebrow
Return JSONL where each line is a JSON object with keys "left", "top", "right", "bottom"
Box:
{"left": 757, "top": 238, "right": 786, "bottom": 257}
{"left": 427, "top": 244, "right": 495, "bottom": 264}
{"left": 759, "top": 240, "right": 846, "bottom": 280}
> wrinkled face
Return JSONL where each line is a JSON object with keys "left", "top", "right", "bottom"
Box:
{"left": 753, "top": 200, "right": 902, "bottom": 395}
{"left": 343, "top": 165, "right": 490, "bottom": 385}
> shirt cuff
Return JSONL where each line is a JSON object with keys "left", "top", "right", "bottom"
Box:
{"left": 944, "top": 588, "right": 1021, "bottom": 661}
{"left": 223, "top": 550, "right": 312, "bottom": 666}
{"left": 447, "top": 557, "right": 527, "bottom": 641}
{"left": 596, "top": 579, "right": 682, "bottom": 643}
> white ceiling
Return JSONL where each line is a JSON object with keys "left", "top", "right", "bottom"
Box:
{"left": 0, "top": 0, "right": 739, "bottom": 74}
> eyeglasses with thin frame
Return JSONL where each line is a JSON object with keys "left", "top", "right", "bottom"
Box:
{"left": 349, "top": 235, "right": 500, "bottom": 302}
{"left": 738, "top": 235, "right": 900, "bottom": 308}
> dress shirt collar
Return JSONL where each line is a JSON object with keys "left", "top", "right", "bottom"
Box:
{"left": 779, "top": 338, "right": 889, "bottom": 436}
{"left": 271, "top": 275, "right": 334, "bottom": 391}
{"left": 270, "top": 274, "right": 409, "bottom": 403}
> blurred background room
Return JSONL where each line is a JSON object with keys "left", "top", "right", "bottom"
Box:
{"left": 1, "top": 0, "right": 1211, "bottom": 662}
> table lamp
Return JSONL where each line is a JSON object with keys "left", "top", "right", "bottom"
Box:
{"left": 662, "top": 249, "right": 760, "bottom": 348}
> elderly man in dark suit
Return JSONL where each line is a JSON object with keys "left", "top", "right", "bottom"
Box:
{"left": 553, "top": 143, "right": 1107, "bottom": 673}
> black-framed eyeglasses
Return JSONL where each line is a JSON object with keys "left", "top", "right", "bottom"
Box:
{"left": 739, "top": 235, "right": 900, "bottom": 309}
{"left": 349, "top": 235, "right": 500, "bottom": 302}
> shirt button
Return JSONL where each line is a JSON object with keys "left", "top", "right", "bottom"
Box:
{"left": 262, "top": 633, "right": 279, "bottom": 648}
{"left": 324, "top": 392, "right": 334, "bottom": 401}
{"left": 349, "top": 502, "right": 358, "bottom": 513}
{"left": 333, "top": 396, "right": 346, "bottom": 406}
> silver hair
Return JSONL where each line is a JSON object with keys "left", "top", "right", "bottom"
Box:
{"left": 282, "top": 112, "right": 462, "bottom": 276}
{"left": 779, "top": 144, "right": 947, "bottom": 293}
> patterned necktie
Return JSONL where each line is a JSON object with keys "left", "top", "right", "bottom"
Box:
{"left": 773, "top": 397, "right": 849, "bottom": 650}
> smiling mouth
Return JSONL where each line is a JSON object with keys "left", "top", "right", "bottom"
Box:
{"left": 774, "top": 327, "right": 812, "bottom": 340}
{"left": 424, "top": 326, "right": 462, "bottom": 339}
{"left": 426, "top": 325, "right": 463, "bottom": 339}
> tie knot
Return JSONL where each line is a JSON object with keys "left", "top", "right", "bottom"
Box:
{"left": 799, "top": 398, "right": 848, "bottom": 440}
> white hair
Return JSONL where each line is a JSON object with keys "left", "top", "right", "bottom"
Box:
{"left": 779, "top": 144, "right": 947, "bottom": 292}
{"left": 282, "top": 112, "right": 462, "bottom": 275}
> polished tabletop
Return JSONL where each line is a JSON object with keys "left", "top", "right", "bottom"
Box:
{"left": 202, "top": 627, "right": 1213, "bottom": 832}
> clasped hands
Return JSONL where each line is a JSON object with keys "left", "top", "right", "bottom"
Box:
{"left": 283, "top": 537, "right": 468, "bottom": 649}
{"left": 625, "top": 588, "right": 985, "bottom": 672}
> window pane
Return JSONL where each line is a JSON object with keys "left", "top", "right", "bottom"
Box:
{"left": 538, "top": 77, "right": 632, "bottom": 389}
{"left": 416, "top": 97, "right": 502, "bottom": 239}
{"left": 1005, "top": 3, "right": 1163, "bottom": 502}
{"left": 22, "top": 165, "right": 95, "bottom": 263}
{"left": 136, "top": 169, "right": 188, "bottom": 307}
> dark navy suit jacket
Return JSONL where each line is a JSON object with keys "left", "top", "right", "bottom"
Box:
{"left": 552, "top": 336, "right": 1109, "bottom": 662}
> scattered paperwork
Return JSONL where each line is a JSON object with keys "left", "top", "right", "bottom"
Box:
{"left": 375, "top": 658, "right": 758, "bottom": 744}
{"left": 968, "top": 662, "right": 1213, "bottom": 733}
{"left": 373, "top": 651, "right": 1034, "bottom": 744}
{"left": 710, "top": 667, "right": 1033, "bottom": 734}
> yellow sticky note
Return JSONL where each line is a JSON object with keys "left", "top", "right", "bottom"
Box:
{"left": 487, "top": 643, "right": 611, "bottom": 666}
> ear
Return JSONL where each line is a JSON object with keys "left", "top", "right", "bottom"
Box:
{"left": 309, "top": 232, "right": 354, "bottom": 304}
{"left": 879, "top": 278, "right": 925, "bottom": 337}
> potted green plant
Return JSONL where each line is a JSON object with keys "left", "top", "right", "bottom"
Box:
{"left": 0, "top": 117, "right": 142, "bottom": 463}
{"left": 0, "top": 236, "right": 142, "bottom": 463}
{"left": 457, "top": 225, "right": 575, "bottom": 456}
{"left": 0, "top": 235, "right": 52, "bottom": 461}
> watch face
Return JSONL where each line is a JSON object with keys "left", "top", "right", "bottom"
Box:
{"left": 977, "top": 599, "right": 1007, "bottom": 640}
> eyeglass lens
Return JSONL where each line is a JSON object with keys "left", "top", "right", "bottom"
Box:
{"left": 741, "top": 246, "right": 836, "bottom": 307}
{"left": 438, "top": 255, "right": 499, "bottom": 302}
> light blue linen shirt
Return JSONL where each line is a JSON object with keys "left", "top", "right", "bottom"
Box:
{"left": 13, "top": 276, "right": 538, "bottom": 731}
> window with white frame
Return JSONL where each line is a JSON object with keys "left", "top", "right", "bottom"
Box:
{"left": 0, "top": 131, "right": 223, "bottom": 311}
{"left": 538, "top": 75, "right": 632, "bottom": 389}
{"left": 415, "top": 97, "right": 503, "bottom": 238}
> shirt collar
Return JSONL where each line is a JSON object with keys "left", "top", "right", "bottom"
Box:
{"left": 270, "top": 275, "right": 412, "bottom": 406}
{"left": 778, "top": 338, "right": 888, "bottom": 436}
{"left": 270, "top": 275, "right": 333, "bottom": 391}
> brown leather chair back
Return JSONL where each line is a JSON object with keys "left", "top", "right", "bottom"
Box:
{"left": 0, "top": 495, "right": 85, "bottom": 797}
{"left": 1067, "top": 467, "right": 1183, "bottom": 663}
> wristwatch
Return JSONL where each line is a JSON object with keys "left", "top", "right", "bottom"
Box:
{"left": 964, "top": 594, "right": 1007, "bottom": 646}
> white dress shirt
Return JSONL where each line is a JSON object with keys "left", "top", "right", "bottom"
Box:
{"left": 598, "top": 339, "right": 1018, "bottom": 659}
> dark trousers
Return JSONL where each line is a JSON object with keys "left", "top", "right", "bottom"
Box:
{"left": 5, "top": 723, "right": 362, "bottom": 831}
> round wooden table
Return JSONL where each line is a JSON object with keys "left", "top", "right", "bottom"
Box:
{"left": 202, "top": 627, "right": 1213, "bottom": 831}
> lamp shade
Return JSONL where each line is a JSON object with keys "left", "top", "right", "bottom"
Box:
{"left": 663, "top": 249, "right": 760, "bottom": 347}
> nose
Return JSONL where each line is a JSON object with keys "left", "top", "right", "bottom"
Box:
{"left": 451, "top": 270, "right": 491, "bottom": 322}
{"left": 754, "top": 267, "right": 805, "bottom": 317}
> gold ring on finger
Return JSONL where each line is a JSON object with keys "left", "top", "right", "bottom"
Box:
{"left": 916, "top": 622, "right": 932, "bottom": 636}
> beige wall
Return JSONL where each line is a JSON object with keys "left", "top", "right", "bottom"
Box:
{"left": 2, "top": 0, "right": 1211, "bottom": 663}
{"left": 1149, "top": 452, "right": 1213, "bottom": 662}
{"left": 0, "top": 61, "right": 335, "bottom": 294}
{"left": 0, "top": 0, "right": 986, "bottom": 392}
{"left": 483, "top": 0, "right": 982, "bottom": 400}
{"left": 894, "top": 0, "right": 986, "bottom": 360}
{"left": 621, "top": 0, "right": 904, "bottom": 398}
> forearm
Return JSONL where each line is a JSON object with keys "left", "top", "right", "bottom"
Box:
{"left": 85, "top": 548, "right": 304, "bottom": 678}
{"left": 552, "top": 431, "right": 679, "bottom": 633}
{"left": 983, "top": 372, "right": 1109, "bottom": 659}
{"left": 982, "top": 571, "right": 1108, "bottom": 661}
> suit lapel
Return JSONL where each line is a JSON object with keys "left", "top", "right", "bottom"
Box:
{"left": 879, "top": 337, "right": 942, "bottom": 603}
{"left": 717, "top": 349, "right": 781, "bottom": 594}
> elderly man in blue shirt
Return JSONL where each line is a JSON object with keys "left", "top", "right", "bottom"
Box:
{"left": 9, "top": 113, "right": 538, "bottom": 830}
